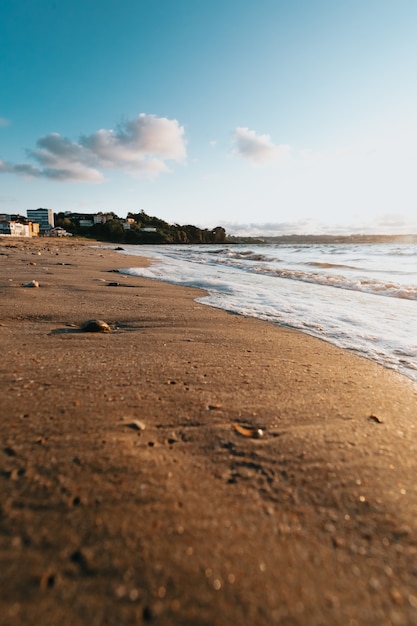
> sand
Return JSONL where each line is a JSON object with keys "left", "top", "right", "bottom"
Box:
{"left": 1, "top": 236, "right": 417, "bottom": 626}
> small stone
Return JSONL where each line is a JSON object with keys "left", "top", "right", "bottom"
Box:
{"left": 389, "top": 588, "right": 402, "bottom": 604}
{"left": 40, "top": 570, "right": 57, "bottom": 590}
{"left": 331, "top": 536, "right": 346, "bottom": 548}
{"left": 70, "top": 548, "right": 95, "bottom": 574}
{"left": 129, "top": 588, "right": 139, "bottom": 601}
{"left": 23, "top": 280, "right": 39, "bottom": 288}
{"left": 81, "top": 319, "right": 111, "bottom": 333}
{"left": 409, "top": 594, "right": 417, "bottom": 608}
{"left": 368, "top": 414, "right": 383, "bottom": 424}
{"left": 115, "top": 584, "right": 127, "bottom": 598}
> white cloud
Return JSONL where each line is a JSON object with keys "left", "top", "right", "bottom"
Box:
{"left": 82, "top": 114, "right": 186, "bottom": 167}
{"left": 232, "top": 127, "right": 290, "bottom": 164}
{"left": 0, "top": 117, "right": 10, "bottom": 127}
{"left": 0, "top": 113, "right": 186, "bottom": 182}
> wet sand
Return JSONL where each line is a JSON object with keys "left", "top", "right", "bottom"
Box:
{"left": 1, "top": 237, "right": 417, "bottom": 626}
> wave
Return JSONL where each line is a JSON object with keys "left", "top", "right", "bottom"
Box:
{"left": 261, "top": 267, "right": 417, "bottom": 300}
{"left": 193, "top": 252, "right": 417, "bottom": 300}
{"left": 120, "top": 243, "right": 417, "bottom": 301}
{"left": 202, "top": 255, "right": 417, "bottom": 299}
{"left": 223, "top": 249, "right": 275, "bottom": 262}
{"left": 385, "top": 249, "right": 417, "bottom": 257}
{"left": 306, "top": 261, "right": 359, "bottom": 270}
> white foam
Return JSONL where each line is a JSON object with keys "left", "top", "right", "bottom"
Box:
{"left": 118, "top": 243, "right": 417, "bottom": 382}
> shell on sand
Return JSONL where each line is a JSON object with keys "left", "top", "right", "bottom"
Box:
{"left": 23, "top": 280, "right": 40, "bottom": 288}
{"left": 232, "top": 422, "right": 263, "bottom": 439}
{"left": 81, "top": 319, "right": 111, "bottom": 333}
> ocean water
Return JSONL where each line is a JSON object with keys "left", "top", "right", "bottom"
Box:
{"left": 118, "top": 243, "right": 417, "bottom": 383}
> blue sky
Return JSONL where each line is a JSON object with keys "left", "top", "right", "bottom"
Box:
{"left": 1, "top": 0, "right": 416, "bottom": 235}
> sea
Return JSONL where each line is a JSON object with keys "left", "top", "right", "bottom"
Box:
{"left": 117, "top": 242, "right": 417, "bottom": 383}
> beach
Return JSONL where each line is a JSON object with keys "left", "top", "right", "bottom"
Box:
{"left": 1, "top": 237, "right": 417, "bottom": 626}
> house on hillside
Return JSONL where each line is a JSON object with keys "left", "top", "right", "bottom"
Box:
{"left": 93, "top": 212, "right": 115, "bottom": 225}
{"left": 68, "top": 213, "right": 94, "bottom": 228}
{"left": 121, "top": 218, "right": 135, "bottom": 230}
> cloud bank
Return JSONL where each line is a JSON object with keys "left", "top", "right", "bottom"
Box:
{"left": 0, "top": 114, "right": 186, "bottom": 182}
{"left": 221, "top": 214, "right": 417, "bottom": 237}
{"left": 232, "top": 127, "right": 290, "bottom": 164}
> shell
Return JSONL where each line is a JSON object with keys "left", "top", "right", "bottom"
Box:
{"left": 124, "top": 420, "right": 146, "bottom": 431}
{"left": 232, "top": 422, "right": 263, "bottom": 439}
{"left": 81, "top": 319, "right": 111, "bottom": 333}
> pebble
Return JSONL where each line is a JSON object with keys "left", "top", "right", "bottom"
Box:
{"left": 81, "top": 319, "right": 111, "bottom": 333}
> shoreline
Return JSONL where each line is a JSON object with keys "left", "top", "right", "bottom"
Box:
{"left": 116, "top": 242, "right": 417, "bottom": 385}
{"left": 1, "top": 237, "right": 417, "bottom": 625}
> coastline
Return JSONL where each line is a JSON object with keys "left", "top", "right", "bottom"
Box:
{"left": 116, "top": 242, "right": 417, "bottom": 383}
{"left": 1, "top": 237, "right": 417, "bottom": 625}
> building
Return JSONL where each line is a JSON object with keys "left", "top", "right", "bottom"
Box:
{"left": 27, "top": 208, "right": 54, "bottom": 233}
{"left": 0, "top": 220, "right": 30, "bottom": 236}
{"left": 0, "top": 214, "right": 39, "bottom": 237}
{"left": 79, "top": 217, "right": 94, "bottom": 228}
{"left": 93, "top": 212, "right": 115, "bottom": 225}
{"left": 67, "top": 213, "right": 94, "bottom": 228}
{"left": 121, "top": 218, "right": 135, "bottom": 230}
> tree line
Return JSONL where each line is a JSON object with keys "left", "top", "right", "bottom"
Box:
{"left": 55, "top": 210, "right": 227, "bottom": 245}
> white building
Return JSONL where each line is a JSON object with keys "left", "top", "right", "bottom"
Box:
{"left": 0, "top": 220, "right": 31, "bottom": 237}
{"left": 121, "top": 218, "right": 135, "bottom": 230}
{"left": 93, "top": 213, "right": 115, "bottom": 224}
{"left": 0, "top": 214, "right": 39, "bottom": 237}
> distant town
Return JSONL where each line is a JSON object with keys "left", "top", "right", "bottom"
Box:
{"left": 0, "top": 208, "right": 227, "bottom": 244}
{"left": 1, "top": 208, "right": 416, "bottom": 245}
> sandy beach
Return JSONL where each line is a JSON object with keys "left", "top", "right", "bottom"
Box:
{"left": 1, "top": 237, "right": 417, "bottom": 626}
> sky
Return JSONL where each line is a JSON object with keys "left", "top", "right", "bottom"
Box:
{"left": 1, "top": 0, "right": 416, "bottom": 236}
